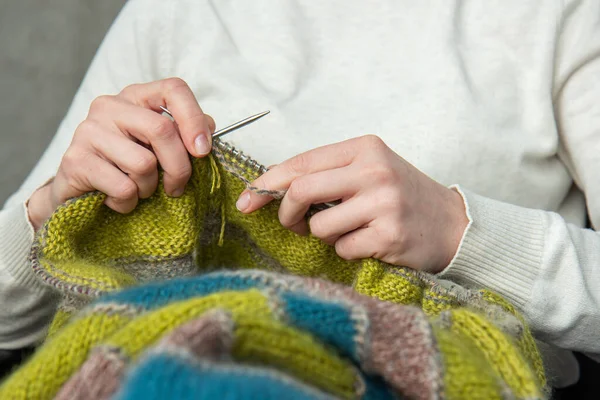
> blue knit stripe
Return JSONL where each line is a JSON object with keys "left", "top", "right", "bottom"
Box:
{"left": 115, "top": 353, "right": 336, "bottom": 400}
{"left": 96, "top": 273, "right": 364, "bottom": 360}
{"left": 95, "top": 273, "right": 363, "bottom": 360}
{"left": 281, "top": 291, "right": 359, "bottom": 360}
{"left": 96, "top": 273, "right": 262, "bottom": 309}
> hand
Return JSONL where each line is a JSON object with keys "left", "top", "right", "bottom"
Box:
{"left": 236, "top": 135, "right": 468, "bottom": 273}
{"left": 27, "top": 77, "right": 215, "bottom": 230}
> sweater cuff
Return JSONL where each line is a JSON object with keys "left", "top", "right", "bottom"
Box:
{"left": 438, "top": 186, "right": 545, "bottom": 310}
{"left": 0, "top": 202, "right": 46, "bottom": 291}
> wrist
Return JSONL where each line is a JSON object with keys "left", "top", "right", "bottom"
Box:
{"left": 437, "top": 187, "right": 545, "bottom": 309}
{"left": 27, "top": 182, "right": 56, "bottom": 231}
{"left": 436, "top": 187, "right": 469, "bottom": 273}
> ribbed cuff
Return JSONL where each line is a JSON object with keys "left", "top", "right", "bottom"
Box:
{"left": 0, "top": 202, "right": 46, "bottom": 291}
{"left": 439, "top": 186, "right": 546, "bottom": 310}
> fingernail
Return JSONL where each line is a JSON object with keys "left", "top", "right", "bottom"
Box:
{"left": 236, "top": 192, "right": 250, "bottom": 212}
{"left": 195, "top": 134, "right": 211, "bottom": 156}
{"left": 171, "top": 187, "right": 184, "bottom": 197}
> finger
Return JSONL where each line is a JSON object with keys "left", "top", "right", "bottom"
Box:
{"left": 308, "top": 198, "right": 373, "bottom": 245}
{"left": 88, "top": 158, "right": 139, "bottom": 213}
{"left": 205, "top": 114, "right": 216, "bottom": 133}
{"left": 85, "top": 123, "right": 159, "bottom": 199}
{"left": 58, "top": 153, "right": 139, "bottom": 214}
{"left": 91, "top": 99, "right": 192, "bottom": 196}
{"left": 334, "top": 227, "right": 377, "bottom": 261}
{"left": 277, "top": 167, "right": 359, "bottom": 235}
{"left": 118, "top": 77, "right": 213, "bottom": 157}
{"left": 243, "top": 138, "right": 367, "bottom": 212}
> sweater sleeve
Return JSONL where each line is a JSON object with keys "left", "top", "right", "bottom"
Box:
{"left": 0, "top": 0, "right": 170, "bottom": 349}
{"left": 440, "top": 0, "right": 600, "bottom": 361}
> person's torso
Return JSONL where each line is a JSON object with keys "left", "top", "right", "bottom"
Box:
{"left": 167, "top": 0, "right": 585, "bottom": 225}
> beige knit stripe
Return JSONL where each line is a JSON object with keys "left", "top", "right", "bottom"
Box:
{"left": 30, "top": 140, "right": 307, "bottom": 299}
{"left": 388, "top": 266, "right": 517, "bottom": 320}
{"left": 36, "top": 252, "right": 197, "bottom": 290}
{"left": 277, "top": 275, "right": 445, "bottom": 399}
{"left": 55, "top": 346, "right": 128, "bottom": 400}
{"left": 154, "top": 309, "right": 235, "bottom": 360}
{"left": 365, "top": 303, "right": 444, "bottom": 400}
{"left": 212, "top": 270, "right": 443, "bottom": 398}
{"left": 82, "top": 302, "right": 144, "bottom": 318}
{"left": 55, "top": 311, "right": 234, "bottom": 400}
{"left": 58, "top": 270, "right": 447, "bottom": 399}
{"left": 117, "top": 255, "right": 197, "bottom": 283}
{"left": 151, "top": 306, "right": 362, "bottom": 398}
{"left": 30, "top": 243, "right": 111, "bottom": 298}
{"left": 57, "top": 293, "right": 90, "bottom": 314}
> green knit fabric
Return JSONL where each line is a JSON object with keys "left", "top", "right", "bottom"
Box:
{"left": 21, "top": 140, "right": 547, "bottom": 398}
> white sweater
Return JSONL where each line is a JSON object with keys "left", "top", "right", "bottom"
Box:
{"left": 1, "top": 0, "right": 599, "bottom": 382}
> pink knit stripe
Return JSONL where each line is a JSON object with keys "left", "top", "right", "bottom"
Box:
{"left": 364, "top": 302, "right": 443, "bottom": 400}
{"left": 55, "top": 310, "right": 234, "bottom": 399}
{"left": 55, "top": 347, "right": 126, "bottom": 400}
{"left": 295, "top": 277, "right": 444, "bottom": 399}
{"left": 155, "top": 309, "right": 234, "bottom": 359}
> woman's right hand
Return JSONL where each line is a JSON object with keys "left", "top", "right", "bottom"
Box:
{"left": 27, "top": 78, "right": 216, "bottom": 231}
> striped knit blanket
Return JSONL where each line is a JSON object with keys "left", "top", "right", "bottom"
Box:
{"left": 0, "top": 140, "right": 547, "bottom": 399}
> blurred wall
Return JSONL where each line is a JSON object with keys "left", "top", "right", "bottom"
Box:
{"left": 0, "top": 0, "right": 125, "bottom": 205}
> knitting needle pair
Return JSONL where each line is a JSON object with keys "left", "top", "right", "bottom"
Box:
{"left": 159, "top": 106, "right": 270, "bottom": 139}
{"left": 160, "top": 106, "right": 339, "bottom": 212}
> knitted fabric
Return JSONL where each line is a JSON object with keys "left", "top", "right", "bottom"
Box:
{"left": 3, "top": 271, "right": 542, "bottom": 399}
{"left": 1, "top": 140, "right": 546, "bottom": 399}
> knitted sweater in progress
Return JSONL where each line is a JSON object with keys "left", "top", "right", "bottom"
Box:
{"left": 1, "top": 0, "right": 600, "bottom": 387}
{"left": 1, "top": 142, "right": 546, "bottom": 399}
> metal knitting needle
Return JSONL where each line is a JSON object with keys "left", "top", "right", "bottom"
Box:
{"left": 161, "top": 106, "right": 335, "bottom": 214}
{"left": 159, "top": 106, "right": 270, "bottom": 139}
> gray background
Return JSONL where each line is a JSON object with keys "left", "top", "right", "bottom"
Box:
{"left": 0, "top": 0, "right": 126, "bottom": 205}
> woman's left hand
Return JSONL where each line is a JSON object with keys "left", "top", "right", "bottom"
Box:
{"left": 235, "top": 135, "right": 468, "bottom": 273}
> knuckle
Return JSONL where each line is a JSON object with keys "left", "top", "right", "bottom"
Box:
{"left": 132, "top": 153, "right": 157, "bottom": 175}
{"left": 60, "top": 149, "right": 83, "bottom": 173}
{"left": 114, "top": 180, "right": 138, "bottom": 200}
{"left": 308, "top": 216, "right": 329, "bottom": 239}
{"left": 89, "top": 95, "right": 114, "bottom": 113}
{"left": 287, "top": 153, "right": 310, "bottom": 175}
{"left": 278, "top": 209, "right": 295, "bottom": 229}
{"left": 75, "top": 119, "right": 94, "bottom": 133}
{"left": 335, "top": 240, "right": 354, "bottom": 260}
{"left": 169, "top": 163, "right": 192, "bottom": 182}
{"left": 149, "top": 118, "right": 177, "bottom": 140}
{"left": 120, "top": 83, "right": 139, "bottom": 96}
{"left": 73, "top": 119, "right": 100, "bottom": 141}
{"left": 162, "top": 77, "right": 188, "bottom": 93}
{"left": 361, "top": 134, "right": 386, "bottom": 149}
{"left": 205, "top": 114, "right": 216, "bottom": 132}
{"left": 286, "top": 179, "right": 309, "bottom": 203}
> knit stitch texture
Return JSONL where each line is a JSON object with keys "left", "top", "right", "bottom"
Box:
{"left": 1, "top": 140, "right": 546, "bottom": 399}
